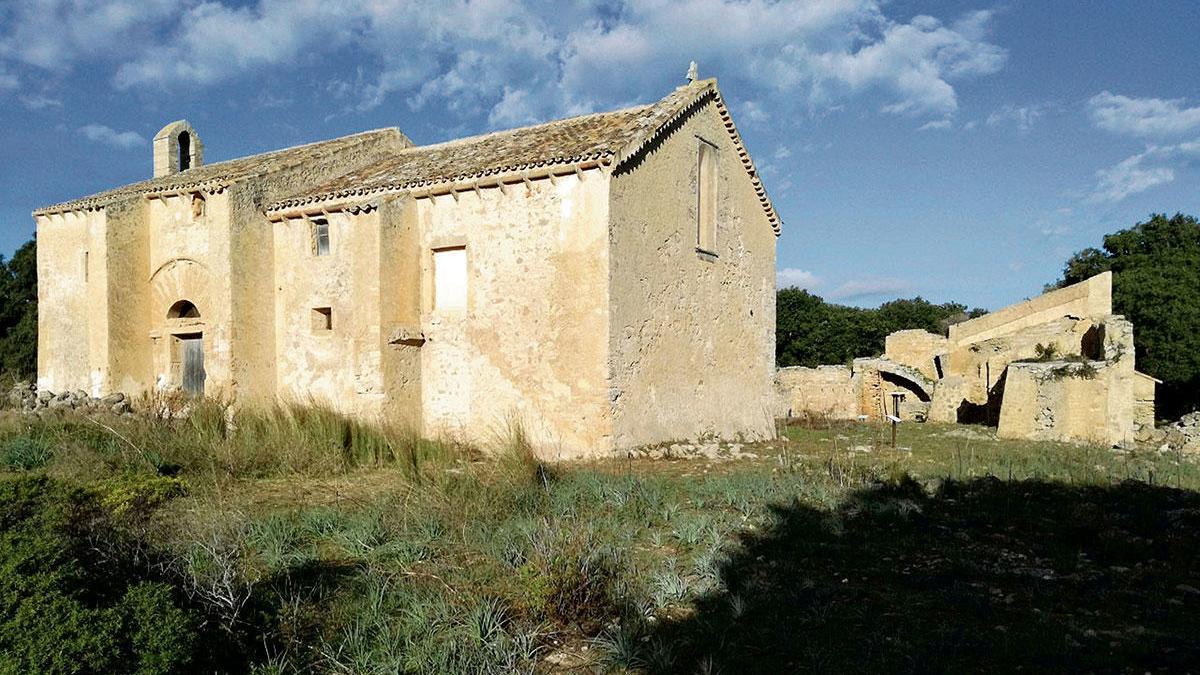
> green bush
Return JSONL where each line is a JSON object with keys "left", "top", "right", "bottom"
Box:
{"left": 0, "top": 475, "right": 199, "bottom": 674}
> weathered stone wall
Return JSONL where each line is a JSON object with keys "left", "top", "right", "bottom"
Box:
{"left": 274, "top": 209, "right": 382, "bottom": 417}
{"left": 608, "top": 98, "right": 777, "bottom": 448}
{"left": 775, "top": 366, "right": 858, "bottom": 420}
{"left": 146, "top": 191, "right": 233, "bottom": 397}
{"left": 35, "top": 208, "right": 108, "bottom": 394}
{"left": 103, "top": 197, "right": 152, "bottom": 396}
{"left": 948, "top": 272, "right": 1112, "bottom": 345}
{"left": 885, "top": 330, "right": 949, "bottom": 380}
{"left": 996, "top": 315, "right": 1150, "bottom": 446}
{"left": 416, "top": 171, "right": 613, "bottom": 457}
{"left": 998, "top": 361, "right": 1117, "bottom": 445}
{"left": 229, "top": 132, "right": 408, "bottom": 403}
{"left": 37, "top": 129, "right": 410, "bottom": 405}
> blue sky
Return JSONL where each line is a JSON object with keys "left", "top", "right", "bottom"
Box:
{"left": 1, "top": 0, "right": 1197, "bottom": 309}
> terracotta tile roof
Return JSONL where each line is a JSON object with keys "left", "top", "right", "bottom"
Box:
{"left": 269, "top": 79, "right": 782, "bottom": 234}
{"left": 33, "top": 128, "right": 404, "bottom": 216}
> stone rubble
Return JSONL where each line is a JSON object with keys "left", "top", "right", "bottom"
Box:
{"left": 637, "top": 441, "right": 760, "bottom": 461}
{"left": 1156, "top": 411, "right": 1200, "bottom": 452}
{"left": 7, "top": 382, "right": 133, "bottom": 416}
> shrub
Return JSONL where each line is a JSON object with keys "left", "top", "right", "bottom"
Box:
{"left": 0, "top": 475, "right": 207, "bottom": 673}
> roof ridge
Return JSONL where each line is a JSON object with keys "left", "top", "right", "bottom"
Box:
{"left": 261, "top": 77, "right": 783, "bottom": 237}
{"left": 406, "top": 104, "right": 653, "bottom": 153}
{"left": 155, "top": 126, "right": 400, "bottom": 180}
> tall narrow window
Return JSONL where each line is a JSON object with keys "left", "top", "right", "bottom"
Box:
{"left": 82, "top": 251, "right": 89, "bottom": 282}
{"left": 311, "top": 217, "right": 330, "bottom": 256}
{"left": 178, "top": 131, "right": 191, "bottom": 171}
{"left": 433, "top": 247, "right": 468, "bottom": 312}
{"left": 697, "top": 138, "right": 718, "bottom": 254}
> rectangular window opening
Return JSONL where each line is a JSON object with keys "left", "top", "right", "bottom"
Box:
{"left": 82, "top": 251, "right": 89, "bottom": 282}
{"left": 311, "top": 306, "right": 333, "bottom": 332}
{"left": 311, "top": 217, "right": 330, "bottom": 256}
{"left": 433, "top": 246, "right": 468, "bottom": 312}
{"left": 697, "top": 139, "right": 718, "bottom": 255}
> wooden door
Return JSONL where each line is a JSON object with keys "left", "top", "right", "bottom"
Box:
{"left": 181, "top": 336, "right": 206, "bottom": 395}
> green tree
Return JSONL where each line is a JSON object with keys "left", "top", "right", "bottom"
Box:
{"left": 0, "top": 238, "right": 38, "bottom": 379}
{"left": 1055, "top": 213, "right": 1200, "bottom": 417}
{"left": 776, "top": 288, "right": 985, "bottom": 368}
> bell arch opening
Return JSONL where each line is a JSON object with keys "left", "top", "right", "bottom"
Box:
{"left": 167, "top": 299, "right": 200, "bottom": 319}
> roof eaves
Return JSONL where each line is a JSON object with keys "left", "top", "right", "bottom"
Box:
{"left": 265, "top": 150, "right": 617, "bottom": 215}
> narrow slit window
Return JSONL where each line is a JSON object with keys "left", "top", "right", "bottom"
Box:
{"left": 82, "top": 251, "right": 89, "bottom": 282}
{"left": 311, "top": 307, "right": 333, "bottom": 332}
{"left": 697, "top": 139, "right": 718, "bottom": 254}
{"left": 178, "top": 131, "right": 191, "bottom": 171}
{"left": 311, "top": 217, "right": 330, "bottom": 256}
{"left": 433, "top": 247, "right": 468, "bottom": 312}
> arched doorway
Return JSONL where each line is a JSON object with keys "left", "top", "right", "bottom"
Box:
{"left": 167, "top": 300, "right": 205, "bottom": 395}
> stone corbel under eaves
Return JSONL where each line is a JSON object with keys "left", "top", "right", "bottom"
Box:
{"left": 264, "top": 159, "right": 610, "bottom": 222}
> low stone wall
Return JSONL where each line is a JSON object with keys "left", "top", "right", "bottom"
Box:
{"left": 775, "top": 365, "right": 859, "bottom": 420}
{"left": 8, "top": 383, "right": 133, "bottom": 416}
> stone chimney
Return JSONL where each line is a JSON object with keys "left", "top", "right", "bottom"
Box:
{"left": 153, "top": 120, "right": 204, "bottom": 177}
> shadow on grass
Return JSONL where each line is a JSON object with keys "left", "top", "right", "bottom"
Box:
{"left": 650, "top": 477, "right": 1200, "bottom": 673}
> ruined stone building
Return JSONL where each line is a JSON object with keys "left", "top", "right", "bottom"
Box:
{"left": 778, "top": 272, "right": 1158, "bottom": 446}
{"left": 33, "top": 78, "right": 781, "bottom": 458}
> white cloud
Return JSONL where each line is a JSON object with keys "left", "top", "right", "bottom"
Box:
{"left": 827, "top": 277, "right": 912, "bottom": 300}
{"left": 777, "top": 268, "right": 820, "bottom": 289}
{"left": 918, "top": 119, "right": 952, "bottom": 131}
{"left": 1, "top": 0, "right": 1006, "bottom": 128}
{"left": 741, "top": 101, "right": 769, "bottom": 123}
{"left": 1088, "top": 139, "right": 1200, "bottom": 202}
{"left": 0, "top": 0, "right": 178, "bottom": 71}
{"left": 824, "top": 11, "right": 1005, "bottom": 117}
{"left": 19, "top": 93, "right": 61, "bottom": 109}
{"left": 115, "top": 0, "right": 355, "bottom": 89}
{"left": 1089, "top": 91, "right": 1200, "bottom": 137}
{"left": 986, "top": 104, "right": 1046, "bottom": 131}
{"left": 79, "top": 124, "right": 145, "bottom": 149}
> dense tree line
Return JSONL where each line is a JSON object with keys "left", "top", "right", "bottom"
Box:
{"left": 0, "top": 238, "right": 36, "bottom": 380}
{"left": 1054, "top": 212, "right": 1200, "bottom": 418}
{"left": 776, "top": 289, "right": 985, "bottom": 368}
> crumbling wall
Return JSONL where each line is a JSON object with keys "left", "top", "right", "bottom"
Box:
{"left": 775, "top": 366, "right": 858, "bottom": 420}
{"left": 998, "top": 361, "right": 1118, "bottom": 445}
{"left": 885, "top": 330, "right": 948, "bottom": 380}
{"left": 948, "top": 272, "right": 1112, "bottom": 344}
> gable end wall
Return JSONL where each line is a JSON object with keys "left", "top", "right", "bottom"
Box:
{"left": 607, "top": 99, "right": 777, "bottom": 448}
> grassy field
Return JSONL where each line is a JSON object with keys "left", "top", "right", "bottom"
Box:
{"left": 2, "top": 404, "right": 1199, "bottom": 673}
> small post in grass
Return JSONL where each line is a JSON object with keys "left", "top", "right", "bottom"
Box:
{"left": 888, "top": 392, "right": 906, "bottom": 449}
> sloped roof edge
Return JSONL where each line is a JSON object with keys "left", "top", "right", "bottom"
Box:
{"left": 610, "top": 80, "right": 781, "bottom": 235}
{"left": 266, "top": 80, "right": 783, "bottom": 236}
{"left": 33, "top": 127, "right": 404, "bottom": 217}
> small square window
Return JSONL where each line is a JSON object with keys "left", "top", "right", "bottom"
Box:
{"left": 311, "top": 218, "right": 330, "bottom": 256}
{"left": 311, "top": 307, "right": 332, "bottom": 332}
